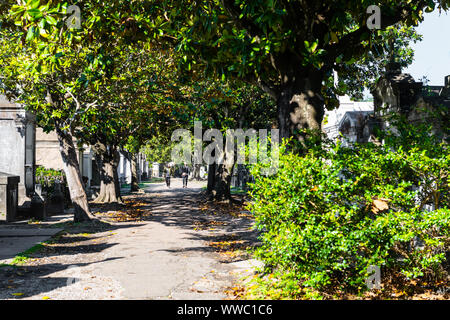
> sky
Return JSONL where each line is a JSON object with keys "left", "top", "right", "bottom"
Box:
{"left": 404, "top": 10, "right": 450, "bottom": 86}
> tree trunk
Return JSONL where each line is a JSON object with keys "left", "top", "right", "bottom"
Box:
{"left": 276, "top": 68, "right": 325, "bottom": 143}
{"left": 55, "top": 126, "right": 95, "bottom": 222}
{"left": 211, "top": 162, "right": 235, "bottom": 202}
{"left": 112, "top": 151, "right": 121, "bottom": 199}
{"left": 206, "top": 163, "right": 216, "bottom": 195}
{"left": 130, "top": 153, "right": 140, "bottom": 192}
{"left": 192, "top": 164, "right": 202, "bottom": 180}
{"left": 93, "top": 143, "right": 122, "bottom": 204}
{"left": 210, "top": 145, "right": 235, "bottom": 202}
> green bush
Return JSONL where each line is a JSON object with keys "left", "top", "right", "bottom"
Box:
{"left": 248, "top": 121, "right": 449, "bottom": 296}
{"left": 35, "top": 166, "right": 66, "bottom": 197}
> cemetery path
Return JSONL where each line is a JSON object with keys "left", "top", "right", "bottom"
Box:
{"left": 0, "top": 179, "right": 261, "bottom": 300}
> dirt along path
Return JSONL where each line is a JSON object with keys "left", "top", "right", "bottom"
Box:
{"left": 0, "top": 179, "right": 261, "bottom": 300}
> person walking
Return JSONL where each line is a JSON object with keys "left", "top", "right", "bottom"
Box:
{"left": 181, "top": 163, "right": 190, "bottom": 188}
{"left": 165, "top": 166, "right": 171, "bottom": 188}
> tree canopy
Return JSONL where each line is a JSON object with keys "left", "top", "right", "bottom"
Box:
{"left": 1, "top": 0, "right": 449, "bottom": 215}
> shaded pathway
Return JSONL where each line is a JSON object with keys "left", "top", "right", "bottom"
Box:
{"left": 90, "top": 179, "right": 259, "bottom": 299}
{"left": 0, "top": 179, "right": 260, "bottom": 300}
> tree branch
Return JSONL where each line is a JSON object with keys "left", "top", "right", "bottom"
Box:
{"left": 325, "top": 1, "right": 429, "bottom": 63}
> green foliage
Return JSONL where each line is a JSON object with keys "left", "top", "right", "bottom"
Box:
{"left": 248, "top": 121, "right": 449, "bottom": 296}
{"left": 10, "top": 243, "right": 45, "bottom": 265}
{"left": 1, "top": 1, "right": 187, "bottom": 157}
{"left": 142, "top": 135, "right": 174, "bottom": 164}
{"left": 35, "top": 166, "right": 65, "bottom": 181}
{"left": 35, "top": 166, "right": 65, "bottom": 189}
{"left": 157, "top": 0, "right": 449, "bottom": 106}
{"left": 10, "top": 1, "right": 439, "bottom": 113}
{"left": 333, "top": 24, "right": 423, "bottom": 102}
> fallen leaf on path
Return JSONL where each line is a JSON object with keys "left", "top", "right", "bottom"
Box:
{"left": 371, "top": 199, "right": 389, "bottom": 214}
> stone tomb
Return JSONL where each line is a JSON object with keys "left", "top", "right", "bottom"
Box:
{"left": 0, "top": 172, "right": 19, "bottom": 222}
{"left": 0, "top": 95, "right": 36, "bottom": 203}
{"left": 0, "top": 95, "right": 36, "bottom": 219}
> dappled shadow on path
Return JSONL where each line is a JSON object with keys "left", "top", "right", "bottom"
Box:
{"left": 0, "top": 183, "right": 258, "bottom": 299}
{"left": 143, "top": 184, "right": 261, "bottom": 263}
{"left": 0, "top": 217, "right": 141, "bottom": 299}
{"left": 0, "top": 257, "right": 123, "bottom": 299}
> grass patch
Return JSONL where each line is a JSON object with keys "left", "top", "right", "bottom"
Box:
{"left": 121, "top": 178, "right": 165, "bottom": 189}
{"left": 231, "top": 187, "right": 247, "bottom": 195}
{"left": 145, "top": 177, "right": 165, "bottom": 183}
{"left": 9, "top": 243, "right": 47, "bottom": 265}
{"left": 10, "top": 256, "right": 30, "bottom": 265}
{"left": 27, "top": 218, "right": 42, "bottom": 225}
{"left": 200, "top": 186, "right": 247, "bottom": 194}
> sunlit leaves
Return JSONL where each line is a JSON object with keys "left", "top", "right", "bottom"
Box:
{"left": 248, "top": 121, "right": 449, "bottom": 295}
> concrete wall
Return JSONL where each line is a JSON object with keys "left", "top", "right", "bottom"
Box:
{"left": 0, "top": 96, "right": 29, "bottom": 204}
{"left": 35, "top": 128, "right": 64, "bottom": 170}
{"left": 36, "top": 128, "right": 95, "bottom": 187}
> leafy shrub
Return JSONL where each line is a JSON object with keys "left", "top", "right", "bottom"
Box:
{"left": 248, "top": 120, "right": 449, "bottom": 296}
{"left": 35, "top": 166, "right": 67, "bottom": 201}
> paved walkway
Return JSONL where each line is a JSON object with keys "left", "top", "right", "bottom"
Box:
{"left": 0, "top": 227, "right": 63, "bottom": 261}
{"left": 0, "top": 179, "right": 261, "bottom": 300}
